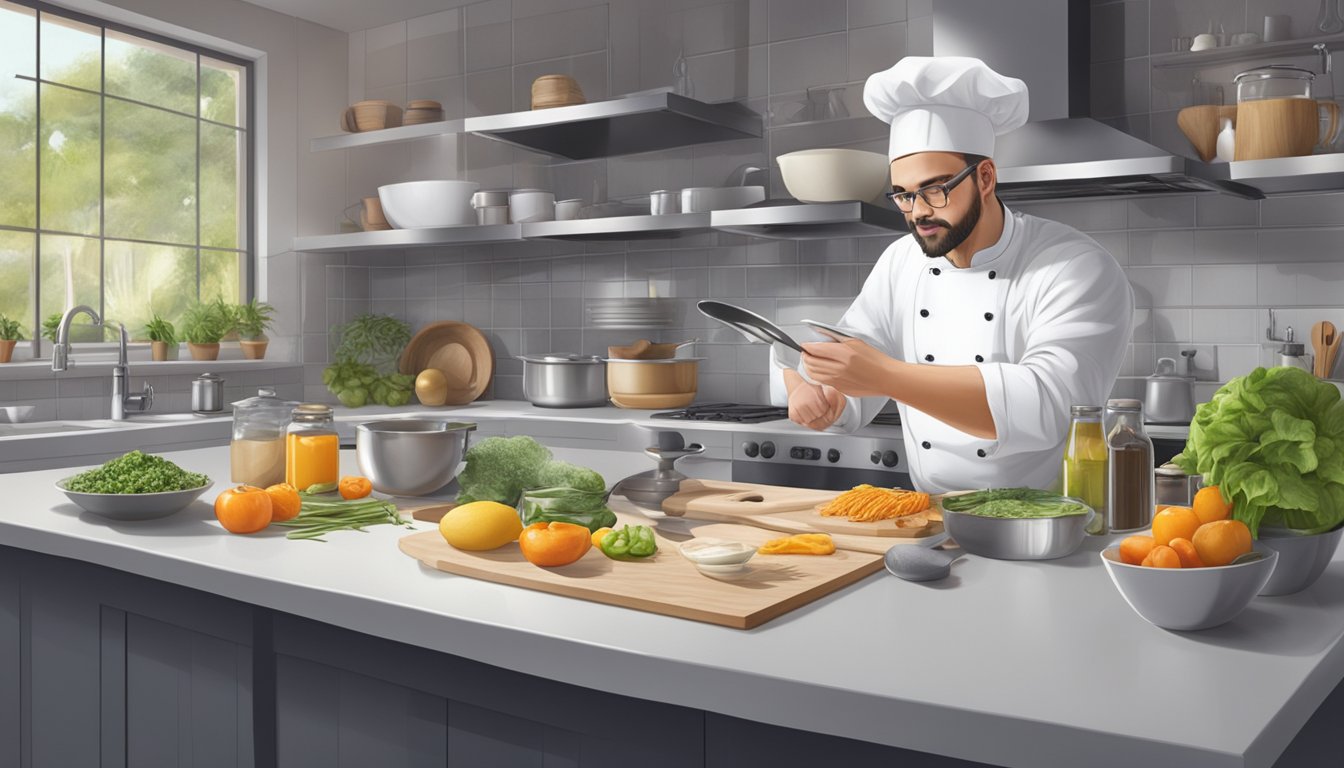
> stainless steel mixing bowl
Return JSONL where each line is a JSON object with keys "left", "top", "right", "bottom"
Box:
{"left": 940, "top": 502, "right": 1095, "bottom": 560}
{"left": 355, "top": 419, "right": 476, "bottom": 496}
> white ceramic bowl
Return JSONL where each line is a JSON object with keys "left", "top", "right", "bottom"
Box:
{"left": 680, "top": 186, "right": 764, "bottom": 213}
{"left": 1256, "top": 525, "right": 1344, "bottom": 596}
{"left": 378, "top": 180, "right": 479, "bottom": 228}
{"left": 1100, "top": 544, "right": 1278, "bottom": 631}
{"left": 776, "top": 148, "right": 889, "bottom": 203}
{"left": 509, "top": 189, "right": 555, "bottom": 223}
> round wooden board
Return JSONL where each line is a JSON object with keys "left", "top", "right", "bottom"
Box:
{"left": 399, "top": 321, "right": 493, "bottom": 405}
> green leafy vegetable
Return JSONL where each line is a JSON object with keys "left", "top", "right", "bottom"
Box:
{"left": 64, "top": 450, "right": 208, "bottom": 494}
{"left": 1173, "top": 366, "right": 1344, "bottom": 537}
{"left": 940, "top": 488, "right": 1090, "bottom": 518}
{"left": 519, "top": 486, "right": 617, "bottom": 532}
{"left": 323, "top": 315, "right": 414, "bottom": 407}
{"left": 455, "top": 436, "right": 608, "bottom": 509}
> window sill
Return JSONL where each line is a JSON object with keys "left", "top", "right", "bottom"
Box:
{"left": 0, "top": 357, "right": 300, "bottom": 381}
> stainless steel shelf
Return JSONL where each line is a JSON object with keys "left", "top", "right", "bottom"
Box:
{"left": 1227, "top": 153, "right": 1344, "bottom": 194}
{"left": 1150, "top": 33, "right": 1344, "bottom": 70}
{"left": 710, "top": 202, "right": 906, "bottom": 240}
{"left": 309, "top": 119, "right": 466, "bottom": 152}
{"left": 293, "top": 224, "right": 524, "bottom": 252}
{"left": 521, "top": 213, "right": 711, "bottom": 241}
{"left": 464, "top": 92, "right": 761, "bottom": 159}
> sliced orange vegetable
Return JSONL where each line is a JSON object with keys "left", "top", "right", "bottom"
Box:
{"left": 339, "top": 475, "right": 372, "bottom": 500}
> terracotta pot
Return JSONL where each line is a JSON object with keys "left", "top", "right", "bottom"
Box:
{"left": 0, "top": 340, "right": 15, "bottom": 363}
{"left": 188, "top": 342, "right": 220, "bottom": 361}
{"left": 240, "top": 339, "right": 268, "bottom": 360}
{"left": 151, "top": 341, "right": 170, "bottom": 362}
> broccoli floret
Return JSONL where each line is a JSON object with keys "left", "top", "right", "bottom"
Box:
{"left": 455, "top": 436, "right": 553, "bottom": 506}
{"left": 535, "top": 460, "right": 605, "bottom": 494}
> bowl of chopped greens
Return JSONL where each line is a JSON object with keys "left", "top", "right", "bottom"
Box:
{"left": 937, "top": 488, "right": 1094, "bottom": 560}
{"left": 56, "top": 450, "right": 212, "bottom": 521}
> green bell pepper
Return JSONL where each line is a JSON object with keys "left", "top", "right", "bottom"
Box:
{"left": 598, "top": 524, "right": 657, "bottom": 559}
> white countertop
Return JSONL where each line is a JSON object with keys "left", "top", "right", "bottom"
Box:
{"left": 0, "top": 442, "right": 1337, "bottom": 768}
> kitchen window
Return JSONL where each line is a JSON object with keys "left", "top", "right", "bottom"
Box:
{"left": 0, "top": 0, "right": 251, "bottom": 346}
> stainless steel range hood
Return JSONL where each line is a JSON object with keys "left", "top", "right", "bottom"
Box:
{"left": 933, "top": 0, "right": 1262, "bottom": 200}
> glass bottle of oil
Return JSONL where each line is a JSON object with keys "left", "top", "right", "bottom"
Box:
{"left": 1062, "top": 405, "right": 1108, "bottom": 534}
{"left": 285, "top": 404, "right": 339, "bottom": 491}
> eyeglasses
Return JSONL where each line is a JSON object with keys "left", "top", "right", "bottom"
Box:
{"left": 884, "top": 162, "right": 981, "bottom": 213}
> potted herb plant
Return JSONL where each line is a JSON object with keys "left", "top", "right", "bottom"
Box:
{"left": 41, "top": 311, "right": 101, "bottom": 345}
{"left": 180, "top": 298, "right": 234, "bottom": 361}
{"left": 41, "top": 313, "right": 59, "bottom": 345}
{"left": 144, "top": 314, "right": 178, "bottom": 362}
{"left": 234, "top": 299, "right": 275, "bottom": 360}
{"left": 0, "top": 315, "right": 23, "bottom": 363}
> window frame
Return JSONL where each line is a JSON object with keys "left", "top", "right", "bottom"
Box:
{"left": 0, "top": 0, "right": 256, "bottom": 355}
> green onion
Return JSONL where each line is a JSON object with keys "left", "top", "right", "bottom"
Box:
{"left": 275, "top": 496, "right": 411, "bottom": 541}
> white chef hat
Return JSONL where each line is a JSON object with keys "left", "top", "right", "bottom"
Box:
{"left": 863, "top": 56, "right": 1029, "bottom": 160}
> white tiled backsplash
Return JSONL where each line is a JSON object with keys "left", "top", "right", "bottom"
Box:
{"left": 295, "top": 0, "right": 1344, "bottom": 410}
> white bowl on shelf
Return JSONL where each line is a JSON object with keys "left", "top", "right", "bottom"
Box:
{"left": 776, "top": 148, "right": 889, "bottom": 203}
{"left": 377, "top": 180, "right": 479, "bottom": 228}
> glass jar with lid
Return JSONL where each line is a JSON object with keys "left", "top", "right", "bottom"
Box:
{"left": 230, "top": 388, "right": 296, "bottom": 487}
{"left": 1234, "top": 65, "right": 1315, "bottom": 102}
{"left": 1105, "top": 399, "right": 1155, "bottom": 533}
{"left": 1062, "top": 405, "right": 1108, "bottom": 534}
{"left": 1233, "top": 65, "right": 1341, "bottom": 157}
{"left": 285, "top": 404, "right": 339, "bottom": 491}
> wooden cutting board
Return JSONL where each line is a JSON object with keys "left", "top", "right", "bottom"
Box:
{"left": 398, "top": 512, "right": 883, "bottom": 629}
{"left": 661, "top": 479, "right": 942, "bottom": 543}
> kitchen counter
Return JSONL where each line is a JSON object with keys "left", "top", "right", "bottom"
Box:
{"left": 0, "top": 443, "right": 1339, "bottom": 768}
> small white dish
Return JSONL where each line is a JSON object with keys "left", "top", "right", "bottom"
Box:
{"left": 679, "top": 538, "right": 756, "bottom": 566}
{"left": 695, "top": 561, "right": 751, "bottom": 578}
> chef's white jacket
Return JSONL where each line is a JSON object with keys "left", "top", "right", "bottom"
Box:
{"left": 771, "top": 207, "right": 1134, "bottom": 494}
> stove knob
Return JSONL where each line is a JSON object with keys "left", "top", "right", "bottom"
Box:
{"left": 742, "top": 441, "right": 759, "bottom": 458}
{"left": 805, "top": 448, "right": 821, "bottom": 461}
{"left": 789, "top": 447, "right": 803, "bottom": 460}
{"left": 760, "top": 441, "right": 776, "bottom": 459}
{"left": 881, "top": 450, "right": 899, "bottom": 468}
{"left": 827, "top": 448, "right": 840, "bottom": 463}
{"left": 870, "top": 450, "right": 882, "bottom": 465}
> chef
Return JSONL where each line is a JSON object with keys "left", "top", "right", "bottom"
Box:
{"left": 772, "top": 57, "right": 1133, "bottom": 493}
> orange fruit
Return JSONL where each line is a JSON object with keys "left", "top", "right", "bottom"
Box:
{"left": 1193, "top": 486, "right": 1233, "bottom": 525}
{"left": 1168, "top": 537, "right": 1205, "bottom": 568}
{"left": 214, "top": 485, "right": 273, "bottom": 534}
{"left": 518, "top": 521, "right": 592, "bottom": 567}
{"left": 1151, "top": 506, "right": 1201, "bottom": 546}
{"left": 1141, "top": 545, "right": 1181, "bottom": 568}
{"left": 265, "top": 483, "right": 302, "bottom": 522}
{"left": 1192, "top": 519, "right": 1253, "bottom": 567}
{"left": 1118, "top": 535, "right": 1156, "bottom": 566}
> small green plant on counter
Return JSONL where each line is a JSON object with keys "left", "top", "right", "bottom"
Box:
{"left": 233, "top": 299, "right": 275, "bottom": 341}
{"left": 323, "top": 313, "right": 414, "bottom": 408}
{"left": 0, "top": 315, "right": 24, "bottom": 341}
{"left": 179, "top": 298, "right": 235, "bottom": 344}
{"left": 143, "top": 314, "right": 177, "bottom": 346}
{"left": 41, "top": 313, "right": 60, "bottom": 343}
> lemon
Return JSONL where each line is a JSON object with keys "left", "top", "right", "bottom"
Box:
{"left": 439, "top": 501, "right": 524, "bottom": 550}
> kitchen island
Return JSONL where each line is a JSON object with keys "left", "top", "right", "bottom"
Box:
{"left": 0, "top": 442, "right": 1339, "bottom": 768}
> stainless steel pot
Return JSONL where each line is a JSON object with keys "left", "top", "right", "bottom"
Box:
{"left": 355, "top": 419, "right": 476, "bottom": 496}
{"left": 192, "top": 373, "right": 224, "bottom": 414}
{"left": 519, "top": 354, "right": 608, "bottom": 408}
{"left": 1145, "top": 357, "right": 1195, "bottom": 424}
{"left": 938, "top": 496, "right": 1095, "bottom": 561}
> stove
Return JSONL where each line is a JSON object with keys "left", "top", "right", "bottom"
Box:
{"left": 651, "top": 403, "right": 788, "bottom": 423}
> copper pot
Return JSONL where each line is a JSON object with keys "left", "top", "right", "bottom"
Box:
{"left": 605, "top": 358, "right": 701, "bottom": 409}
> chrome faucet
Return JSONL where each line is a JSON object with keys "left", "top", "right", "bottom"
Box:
{"left": 51, "top": 305, "right": 153, "bottom": 420}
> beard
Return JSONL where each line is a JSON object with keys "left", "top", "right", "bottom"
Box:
{"left": 908, "top": 190, "right": 982, "bottom": 259}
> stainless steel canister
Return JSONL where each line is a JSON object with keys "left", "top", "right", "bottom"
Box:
{"left": 518, "top": 354, "right": 607, "bottom": 408}
{"left": 649, "top": 190, "right": 680, "bottom": 215}
{"left": 192, "top": 373, "right": 225, "bottom": 413}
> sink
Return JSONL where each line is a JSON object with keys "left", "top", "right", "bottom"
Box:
{"left": 0, "top": 421, "right": 110, "bottom": 437}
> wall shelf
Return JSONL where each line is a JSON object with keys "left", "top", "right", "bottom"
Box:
{"left": 711, "top": 201, "right": 906, "bottom": 240}
{"left": 292, "top": 224, "right": 523, "bottom": 253}
{"left": 309, "top": 119, "right": 466, "bottom": 152}
{"left": 1150, "top": 32, "right": 1343, "bottom": 70}
{"left": 1226, "top": 153, "right": 1344, "bottom": 194}
{"left": 521, "top": 213, "right": 712, "bottom": 241}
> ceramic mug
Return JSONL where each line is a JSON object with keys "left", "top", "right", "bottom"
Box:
{"left": 509, "top": 189, "right": 555, "bottom": 223}
{"left": 555, "top": 199, "right": 582, "bottom": 220}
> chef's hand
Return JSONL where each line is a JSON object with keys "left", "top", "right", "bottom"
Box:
{"left": 783, "top": 369, "right": 847, "bottom": 431}
{"left": 802, "top": 338, "right": 894, "bottom": 398}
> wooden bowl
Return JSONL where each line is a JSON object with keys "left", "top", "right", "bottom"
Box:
{"left": 531, "top": 75, "right": 585, "bottom": 110}
{"left": 398, "top": 322, "right": 493, "bottom": 405}
{"left": 353, "top": 100, "right": 403, "bottom": 131}
{"left": 1176, "top": 105, "right": 1236, "bottom": 162}
{"left": 405, "top": 99, "right": 445, "bottom": 125}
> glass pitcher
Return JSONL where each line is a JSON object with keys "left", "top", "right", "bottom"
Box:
{"left": 1234, "top": 65, "right": 1341, "bottom": 157}
{"left": 230, "top": 388, "right": 295, "bottom": 487}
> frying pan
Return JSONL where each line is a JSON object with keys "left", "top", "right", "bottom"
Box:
{"left": 697, "top": 300, "right": 803, "bottom": 352}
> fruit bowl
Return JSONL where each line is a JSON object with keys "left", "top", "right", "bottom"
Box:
{"left": 1100, "top": 544, "right": 1278, "bottom": 631}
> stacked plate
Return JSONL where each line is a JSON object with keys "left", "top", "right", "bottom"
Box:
{"left": 587, "top": 298, "right": 679, "bottom": 330}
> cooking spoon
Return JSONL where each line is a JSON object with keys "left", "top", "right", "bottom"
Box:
{"left": 884, "top": 532, "right": 966, "bottom": 582}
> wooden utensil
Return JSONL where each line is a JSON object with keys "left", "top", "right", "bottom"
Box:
{"left": 1177, "top": 105, "right": 1236, "bottom": 162}
{"left": 398, "top": 512, "right": 883, "bottom": 629}
{"left": 399, "top": 322, "right": 493, "bottom": 405}
{"left": 1313, "top": 321, "right": 1340, "bottom": 378}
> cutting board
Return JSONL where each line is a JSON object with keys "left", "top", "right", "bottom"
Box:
{"left": 398, "top": 512, "right": 883, "bottom": 629}
{"left": 661, "top": 479, "right": 942, "bottom": 544}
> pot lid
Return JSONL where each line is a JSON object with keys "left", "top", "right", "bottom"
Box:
{"left": 230, "top": 387, "right": 296, "bottom": 411}
{"left": 194, "top": 372, "right": 223, "bottom": 382}
{"left": 518, "top": 353, "right": 604, "bottom": 364}
{"left": 1234, "top": 64, "right": 1314, "bottom": 82}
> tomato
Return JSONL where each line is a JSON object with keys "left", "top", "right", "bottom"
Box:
{"left": 339, "top": 476, "right": 372, "bottom": 500}
{"left": 518, "top": 521, "right": 592, "bottom": 567}
{"left": 214, "top": 485, "right": 272, "bottom": 534}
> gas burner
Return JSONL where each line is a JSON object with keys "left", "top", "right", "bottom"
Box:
{"left": 870, "top": 410, "right": 901, "bottom": 427}
{"left": 650, "top": 403, "right": 789, "bottom": 424}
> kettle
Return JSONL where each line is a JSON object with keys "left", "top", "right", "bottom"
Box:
{"left": 1145, "top": 357, "right": 1195, "bottom": 424}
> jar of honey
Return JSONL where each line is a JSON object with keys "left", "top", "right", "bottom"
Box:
{"left": 285, "top": 404, "right": 339, "bottom": 491}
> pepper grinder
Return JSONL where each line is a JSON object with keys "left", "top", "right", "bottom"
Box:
{"left": 1279, "top": 327, "right": 1313, "bottom": 372}
{"left": 611, "top": 431, "right": 705, "bottom": 509}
